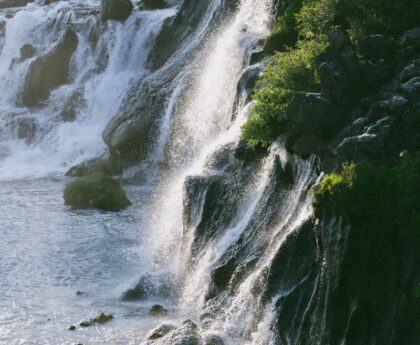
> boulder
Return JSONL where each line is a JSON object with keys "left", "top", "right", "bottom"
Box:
{"left": 0, "top": 0, "right": 33, "bottom": 8}
{"left": 21, "top": 28, "right": 78, "bottom": 107}
{"left": 65, "top": 153, "right": 120, "bottom": 177}
{"left": 360, "top": 35, "right": 396, "bottom": 62}
{"left": 315, "top": 29, "right": 366, "bottom": 106}
{"left": 63, "top": 173, "right": 131, "bottom": 211}
{"left": 401, "top": 77, "right": 420, "bottom": 101}
{"left": 121, "top": 273, "right": 175, "bottom": 301}
{"left": 148, "top": 324, "right": 177, "bottom": 340}
{"left": 204, "top": 334, "right": 224, "bottom": 345}
{"left": 79, "top": 313, "right": 113, "bottom": 327}
{"left": 400, "top": 59, "right": 420, "bottom": 83}
{"left": 401, "top": 27, "right": 420, "bottom": 49}
{"left": 20, "top": 44, "right": 36, "bottom": 60}
{"left": 142, "top": 0, "right": 169, "bottom": 10}
{"left": 335, "top": 133, "right": 385, "bottom": 161}
{"left": 101, "top": 0, "right": 133, "bottom": 22}
{"left": 286, "top": 93, "right": 349, "bottom": 139}
{"left": 149, "top": 304, "right": 168, "bottom": 317}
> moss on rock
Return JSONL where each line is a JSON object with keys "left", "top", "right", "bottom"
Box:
{"left": 63, "top": 173, "right": 131, "bottom": 211}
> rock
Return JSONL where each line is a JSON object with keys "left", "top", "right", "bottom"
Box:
{"left": 249, "top": 48, "right": 265, "bottom": 65}
{"left": 389, "top": 95, "right": 409, "bottom": 113}
{"left": 361, "top": 58, "right": 393, "bottom": 89}
{"left": 68, "top": 325, "right": 76, "bottom": 331}
{"left": 401, "top": 27, "right": 420, "bottom": 49}
{"left": 204, "top": 334, "right": 224, "bottom": 345}
{"left": 0, "top": 0, "right": 33, "bottom": 8}
{"left": 79, "top": 313, "right": 113, "bottom": 327}
{"left": 142, "top": 0, "right": 169, "bottom": 10}
{"left": 15, "top": 116, "right": 38, "bottom": 142}
{"left": 21, "top": 27, "right": 78, "bottom": 107}
{"left": 286, "top": 93, "right": 349, "bottom": 139}
{"left": 121, "top": 273, "right": 175, "bottom": 301}
{"left": 401, "top": 77, "right": 420, "bottom": 100}
{"left": 65, "top": 153, "right": 120, "bottom": 177}
{"left": 63, "top": 173, "right": 131, "bottom": 211}
{"left": 335, "top": 133, "right": 385, "bottom": 161}
{"left": 234, "top": 140, "right": 266, "bottom": 162}
{"left": 149, "top": 304, "right": 168, "bottom": 317}
{"left": 400, "top": 59, "right": 420, "bottom": 83}
{"left": 151, "top": 320, "right": 200, "bottom": 345}
{"left": 403, "top": 104, "right": 420, "bottom": 125}
{"left": 59, "top": 90, "right": 85, "bottom": 121}
{"left": 20, "top": 44, "right": 36, "bottom": 60}
{"left": 235, "top": 64, "right": 263, "bottom": 105}
{"left": 315, "top": 28, "right": 366, "bottom": 106}
{"left": 360, "top": 35, "right": 396, "bottom": 62}
{"left": 291, "top": 134, "right": 326, "bottom": 156}
{"left": 148, "top": 323, "right": 177, "bottom": 340}
{"left": 101, "top": 0, "right": 133, "bottom": 22}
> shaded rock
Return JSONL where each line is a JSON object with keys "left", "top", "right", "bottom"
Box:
{"left": 286, "top": 93, "right": 349, "bottom": 139}
{"left": 101, "top": 0, "right": 133, "bottom": 22}
{"left": 68, "top": 325, "right": 76, "bottom": 331}
{"left": 121, "top": 273, "right": 175, "bottom": 301}
{"left": 249, "top": 48, "right": 265, "bottom": 65}
{"left": 234, "top": 140, "right": 266, "bottom": 162}
{"left": 79, "top": 313, "right": 113, "bottom": 327}
{"left": 21, "top": 27, "right": 78, "bottom": 107}
{"left": 148, "top": 323, "right": 177, "bottom": 340}
{"left": 63, "top": 173, "right": 131, "bottom": 211}
{"left": 401, "top": 77, "right": 420, "bottom": 100}
{"left": 335, "top": 133, "right": 385, "bottom": 161}
{"left": 400, "top": 59, "right": 420, "bottom": 83}
{"left": 361, "top": 58, "right": 393, "bottom": 89}
{"left": 204, "top": 334, "right": 224, "bottom": 345}
{"left": 360, "top": 35, "right": 396, "bottom": 62}
{"left": 315, "top": 28, "right": 366, "bottom": 106}
{"left": 389, "top": 95, "right": 409, "bottom": 113}
{"left": 20, "top": 44, "right": 36, "bottom": 60}
{"left": 235, "top": 64, "right": 263, "bottom": 106}
{"left": 291, "top": 134, "right": 326, "bottom": 156}
{"left": 403, "top": 104, "right": 420, "bottom": 125}
{"left": 65, "top": 153, "right": 120, "bottom": 177}
{"left": 401, "top": 27, "right": 420, "bottom": 50}
{"left": 149, "top": 304, "right": 168, "bottom": 317}
{"left": 142, "top": 0, "right": 169, "bottom": 10}
{"left": 0, "top": 0, "right": 33, "bottom": 8}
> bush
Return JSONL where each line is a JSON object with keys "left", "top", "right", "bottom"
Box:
{"left": 264, "top": 0, "right": 303, "bottom": 54}
{"left": 242, "top": 39, "right": 326, "bottom": 148}
{"left": 63, "top": 172, "right": 131, "bottom": 211}
{"left": 312, "top": 153, "right": 420, "bottom": 242}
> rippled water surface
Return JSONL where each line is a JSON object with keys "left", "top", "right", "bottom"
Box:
{"left": 0, "top": 179, "right": 180, "bottom": 344}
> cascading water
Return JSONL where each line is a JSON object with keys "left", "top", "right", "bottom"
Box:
{"left": 0, "top": 0, "right": 326, "bottom": 344}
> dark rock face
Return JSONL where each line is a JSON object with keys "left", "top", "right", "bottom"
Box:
{"left": 142, "top": 0, "right": 169, "bottom": 10}
{"left": 0, "top": 0, "right": 32, "bottom": 9}
{"left": 121, "top": 273, "right": 175, "bottom": 301}
{"left": 101, "top": 0, "right": 133, "bottom": 22}
{"left": 63, "top": 173, "right": 131, "bottom": 211}
{"left": 148, "top": 323, "right": 177, "bottom": 340}
{"left": 360, "top": 35, "right": 396, "bottom": 62}
{"left": 21, "top": 28, "right": 78, "bottom": 107}
{"left": 287, "top": 93, "right": 348, "bottom": 139}
{"left": 315, "top": 29, "right": 367, "bottom": 107}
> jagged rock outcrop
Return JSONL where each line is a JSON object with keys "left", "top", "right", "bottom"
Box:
{"left": 21, "top": 28, "right": 78, "bottom": 107}
{"left": 101, "top": 0, "right": 133, "bottom": 22}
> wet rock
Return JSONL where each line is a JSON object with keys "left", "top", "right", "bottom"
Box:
{"left": 149, "top": 304, "right": 168, "bottom": 317}
{"left": 0, "top": 0, "right": 33, "bottom": 8}
{"left": 65, "top": 153, "right": 120, "bottom": 177}
{"left": 400, "top": 59, "right": 420, "bottom": 83}
{"left": 204, "top": 334, "right": 224, "bottom": 345}
{"left": 121, "top": 273, "right": 175, "bottom": 301}
{"left": 335, "top": 133, "right": 385, "bottom": 161}
{"left": 401, "top": 77, "right": 420, "bottom": 100}
{"left": 148, "top": 323, "right": 177, "bottom": 340}
{"left": 235, "top": 64, "right": 263, "bottom": 105}
{"left": 79, "top": 313, "right": 113, "bottom": 327}
{"left": 389, "top": 95, "right": 409, "bottom": 113}
{"left": 63, "top": 173, "right": 131, "bottom": 211}
{"left": 151, "top": 320, "right": 200, "bottom": 345}
{"left": 401, "top": 27, "right": 420, "bottom": 50}
{"left": 68, "top": 325, "right": 76, "bottom": 331}
{"left": 21, "top": 27, "right": 78, "bottom": 107}
{"left": 59, "top": 90, "right": 85, "bottom": 121}
{"left": 249, "top": 48, "right": 265, "bottom": 65}
{"left": 286, "top": 93, "right": 349, "bottom": 139}
{"left": 315, "top": 28, "right": 366, "bottom": 107}
{"left": 15, "top": 116, "right": 38, "bottom": 142}
{"left": 234, "top": 140, "right": 266, "bottom": 162}
{"left": 142, "top": 0, "right": 169, "bottom": 10}
{"left": 20, "top": 44, "right": 36, "bottom": 60}
{"left": 360, "top": 35, "right": 396, "bottom": 62}
{"left": 101, "top": 0, "right": 133, "bottom": 22}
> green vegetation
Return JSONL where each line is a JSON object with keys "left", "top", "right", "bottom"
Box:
{"left": 312, "top": 153, "right": 420, "bottom": 241}
{"left": 63, "top": 172, "right": 131, "bottom": 211}
{"left": 242, "top": 0, "right": 420, "bottom": 148}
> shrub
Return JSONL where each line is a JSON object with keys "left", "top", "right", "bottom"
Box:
{"left": 264, "top": 0, "right": 303, "bottom": 54}
{"left": 242, "top": 39, "right": 326, "bottom": 148}
{"left": 312, "top": 154, "right": 420, "bottom": 242}
{"left": 63, "top": 172, "right": 131, "bottom": 211}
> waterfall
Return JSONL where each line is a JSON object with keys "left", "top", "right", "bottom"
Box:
{"left": 0, "top": 1, "right": 325, "bottom": 344}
